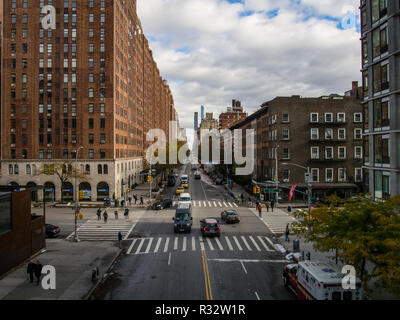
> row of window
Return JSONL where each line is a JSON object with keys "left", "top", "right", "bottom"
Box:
{"left": 280, "top": 168, "right": 363, "bottom": 183}
{"left": 8, "top": 163, "right": 109, "bottom": 175}
{"left": 309, "top": 113, "right": 362, "bottom": 123}
{"left": 310, "top": 128, "right": 363, "bottom": 140}
{"left": 310, "top": 146, "right": 363, "bottom": 160}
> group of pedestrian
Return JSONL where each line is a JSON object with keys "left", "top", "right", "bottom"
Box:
{"left": 265, "top": 200, "right": 275, "bottom": 212}
{"left": 96, "top": 208, "right": 108, "bottom": 223}
{"left": 27, "top": 260, "right": 43, "bottom": 286}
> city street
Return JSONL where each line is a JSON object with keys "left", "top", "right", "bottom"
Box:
{"left": 92, "top": 166, "right": 294, "bottom": 300}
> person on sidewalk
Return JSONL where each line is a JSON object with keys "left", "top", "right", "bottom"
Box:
{"left": 285, "top": 224, "right": 290, "bottom": 242}
{"left": 27, "top": 261, "right": 36, "bottom": 283}
{"left": 255, "top": 201, "right": 259, "bottom": 211}
{"left": 265, "top": 201, "right": 270, "bottom": 212}
{"left": 140, "top": 196, "right": 144, "bottom": 205}
{"left": 128, "top": 197, "right": 132, "bottom": 206}
{"left": 114, "top": 210, "right": 118, "bottom": 220}
{"left": 103, "top": 210, "right": 108, "bottom": 223}
{"left": 271, "top": 200, "right": 275, "bottom": 212}
{"left": 258, "top": 203, "right": 263, "bottom": 219}
{"left": 118, "top": 231, "right": 123, "bottom": 249}
{"left": 240, "top": 193, "right": 244, "bottom": 203}
{"left": 134, "top": 194, "right": 138, "bottom": 204}
{"left": 34, "top": 260, "right": 43, "bottom": 286}
{"left": 96, "top": 208, "right": 101, "bottom": 220}
{"left": 124, "top": 208, "right": 130, "bottom": 220}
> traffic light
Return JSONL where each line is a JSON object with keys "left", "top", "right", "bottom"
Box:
{"left": 147, "top": 176, "right": 153, "bottom": 182}
{"left": 257, "top": 186, "right": 261, "bottom": 194}
{"left": 253, "top": 186, "right": 260, "bottom": 194}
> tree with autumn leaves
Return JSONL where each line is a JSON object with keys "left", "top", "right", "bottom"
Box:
{"left": 292, "top": 194, "right": 400, "bottom": 298}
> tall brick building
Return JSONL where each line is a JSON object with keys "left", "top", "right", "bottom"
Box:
{"left": 219, "top": 99, "right": 248, "bottom": 129}
{"left": 231, "top": 90, "right": 364, "bottom": 201}
{"left": 0, "top": 0, "right": 176, "bottom": 201}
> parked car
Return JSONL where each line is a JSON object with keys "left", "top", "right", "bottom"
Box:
{"left": 221, "top": 210, "right": 240, "bottom": 224}
{"left": 200, "top": 218, "right": 221, "bottom": 237}
{"left": 45, "top": 224, "right": 60, "bottom": 238}
{"left": 152, "top": 198, "right": 173, "bottom": 210}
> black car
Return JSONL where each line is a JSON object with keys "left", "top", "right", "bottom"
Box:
{"left": 152, "top": 198, "right": 173, "bottom": 210}
{"left": 200, "top": 218, "right": 221, "bottom": 237}
{"left": 215, "top": 178, "right": 224, "bottom": 185}
{"left": 45, "top": 224, "right": 60, "bottom": 238}
{"left": 194, "top": 172, "right": 201, "bottom": 180}
{"left": 221, "top": 210, "right": 240, "bottom": 224}
{"left": 173, "top": 203, "right": 193, "bottom": 233}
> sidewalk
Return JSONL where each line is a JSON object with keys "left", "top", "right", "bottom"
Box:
{"left": 0, "top": 240, "right": 120, "bottom": 300}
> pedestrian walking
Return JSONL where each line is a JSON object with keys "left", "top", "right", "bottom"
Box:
{"left": 140, "top": 196, "right": 144, "bottom": 205}
{"left": 265, "top": 201, "right": 270, "bottom": 212}
{"left": 271, "top": 200, "right": 275, "bottom": 212}
{"left": 240, "top": 193, "right": 244, "bottom": 202}
{"left": 258, "top": 203, "right": 263, "bottom": 218}
{"left": 118, "top": 231, "right": 123, "bottom": 249}
{"left": 114, "top": 210, "right": 118, "bottom": 220}
{"left": 287, "top": 205, "right": 292, "bottom": 214}
{"left": 124, "top": 208, "right": 130, "bottom": 220}
{"left": 96, "top": 208, "right": 101, "bottom": 220}
{"left": 103, "top": 210, "right": 108, "bottom": 223}
{"left": 27, "top": 261, "right": 36, "bottom": 283}
{"left": 285, "top": 224, "right": 290, "bottom": 242}
{"left": 134, "top": 194, "right": 138, "bottom": 204}
{"left": 34, "top": 260, "right": 43, "bottom": 286}
{"left": 128, "top": 197, "right": 132, "bottom": 206}
{"left": 255, "top": 201, "right": 259, "bottom": 211}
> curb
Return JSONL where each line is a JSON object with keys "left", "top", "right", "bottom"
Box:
{"left": 0, "top": 249, "right": 44, "bottom": 281}
{"left": 84, "top": 247, "right": 123, "bottom": 300}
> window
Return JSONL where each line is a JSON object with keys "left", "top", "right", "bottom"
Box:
{"left": 89, "top": 134, "right": 94, "bottom": 144}
{"left": 325, "top": 113, "right": 333, "bottom": 123}
{"left": 89, "top": 119, "right": 94, "bottom": 129}
{"left": 26, "top": 165, "right": 31, "bottom": 175}
{"left": 337, "top": 113, "right": 345, "bottom": 123}
{"left": 325, "top": 128, "right": 333, "bottom": 140}
{"left": 374, "top": 171, "right": 390, "bottom": 200}
{"left": 100, "top": 134, "right": 106, "bottom": 144}
{"left": 103, "top": 165, "right": 108, "bottom": 174}
{"left": 338, "top": 168, "right": 347, "bottom": 182}
{"left": 311, "top": 128, "right": 319, "bottom": 140}
{"left": 326, "top": 169, "right": 334, "bottom": 182}
{"left": 354, "top": 113, "right": 362, "bottom": 123}
{"left": 372, "top": 27, "right": 388, "bottom": 58}
{"left": 310, "top": 113, "right": 318, "bottom": 123}
{"left": 98, "top": 165, "right": 103, "bottom": 174}
{"left": 373, "top": 62, "right": 389, "bottom": 93}
{"left": 311, "top": 169, "right": 319, "bottom": 182}
{"left": 89, "top": 104, "right": 94, "bottom": 114}
{"left": 325, "top": 147, "right": 333, "bottom": 160}
{"left": 354, "top": 129, "right": 363, "bottom": 140}
{"left": 282, "top": 148, "right": 290, "bottom": 160}
{"left": 338, "top": 129, "right": 346, "bottom": 140}
{"left": 89, "top": 150, "right": 94, "bottom": 159}
{"left": 282, "top": 129, "right": 290, "bottom": 140}
{"left": 282, "top": 114, "right": 289, "bottom": 123}
{"left": 100, "top": 150, "right": 106, "bottom": 159}
{"left": 338, "top": 147, "right": 346, "bottom": 159}
{"left": 311, "top": 147, "right": 319, "bottom": 159}
{"left": 355, "top": 146, "right": 363, "bottom": 159}
{"left": 374, "top": 135, "right": 390, "bottom": 164}
{"left": 373, "top": 99, "right": 390, "bottom": 128}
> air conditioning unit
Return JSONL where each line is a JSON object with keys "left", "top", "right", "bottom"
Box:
{"left": 283, "top": 179, "right": 289, "bottom": 183}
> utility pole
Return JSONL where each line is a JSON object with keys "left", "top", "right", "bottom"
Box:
{"left": 306, "top": 166, "right": 312, "bottom": 219}
{"left": 149, "top": 163, "right": 152, "bottom": 201}
{"left": 275, "top": 145, "right": 279, "bottom": 205}
{"left": 74, "top": 146, "right": 83, "bottom": 242}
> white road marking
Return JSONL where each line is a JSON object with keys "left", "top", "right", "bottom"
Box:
{"left": 265, "top": 237, "right": 276, "bottom": 249}
{"left": 249, "top": 236, "right": 261, "bottom": 251}
{"left": 233, "top": 203, "right": 238, "bottom": 208}
{"left": 145, "top": 237, "right": 154, "bottom": 254}
{"left": 206, "top": 237, "right": 214, "bottom": 251}
{"left": 218, "top": 202, "right": 223, "bottom": 207}
{"left": 126, "top": 239, "right": 137, "bottom": 255}
{"left": 215, "top": 237, "right": 224, "bottom": 250}
{"left": 257, "top": 236, "right": 274, "bottom": 252}
{"left": 164, "top": 237, "right": 170, "bottom": 253}
{"left": 199, "top": 236, "right": 205, "bottom": 251}
{"left": 223, "top": 202, "right": 228, "bottom": 207}
{"left": 154, "top": 237, "right": 162, "bottom": 253}
{"left": 208, "top": 201, "right": 212, "bottom": 207}
{"left": 135, "top": 238, "right": 146, "bottom": 255}
{"left": 182, "top": 237, "right": 187, "bottom": 251}
{"left": 203, "top": 201, "right": 207, "bottom": 207}
{"left": 192, "top": 236, "right": 196, "bottom": 251}
{"left": 233, "top": 236, "right": 243, "bottom": 251}
{"left": 124, "top": 222, "right": 137, "bottom": 240}
{"left": 198, "top": 201, "right": 202, "bottom": 207}
{"left": 168, "top": 252, "right": 171, "bottom": 265}
{"left": 225, "top": 236, "right": 233, "bottom": 251}
{"left": 240, "top": 261, "right": 248, "bottom": 274}
{"left": 255, "top": 292, "right": 261, "bottom": 300}
{"left": 213, "top": 201, "right": 217, "bottom": 207}
{"left": 174, "top": 237, "right": 179, "bottom": 250}
{"left": 207, "top": 258, "right": 288, "bottom": 263}
{"left": 228, "top": 202, "right": 233, "bottom": 208}
{"left": 241, "top": 236, "right": 252, "bottom": 251}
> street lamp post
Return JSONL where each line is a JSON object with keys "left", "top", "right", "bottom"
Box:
{"left": 74, "top": 146, "right": 84, "bottom": 242}
{"left": 275, "top": 145, "right": 280, "bottom": 205}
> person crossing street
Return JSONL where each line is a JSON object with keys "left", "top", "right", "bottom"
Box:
{"left": 103, "top": 209, "right": 108, "bottom": 223}
{"left": 96, "top": 208, "right": 101, "bottom": 220}
{"left": 258, "top": 203, "right": 263, "bottom": 219}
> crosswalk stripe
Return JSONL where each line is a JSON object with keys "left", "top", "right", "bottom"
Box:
{"left": 208, "top": 201, "right": 212, "bottom": 207}
{"left": 199, "top": 236, "right": 205, "bottom": 251}
{"left": 182, "top": 237, "right": 187, "bottom": 251}
{"left": 164, "top": 237, "right": 170, "bottom": 253}
{"left": 213, "top": 201, "right": 217, "bottom": 207}
{"left": 223, "top": 202, "right": 228, "bottom": 207}
{"left": 265, "top": 237, "right": 276, "bottom": 250}
{"left": 258, "top": 236, "right": 274, "bottom": 252}
{"left": 225, "top": 236, "right": 233, "bottom": 251}
{"left": 135, "top": 238, "right": 146, "bottom": 255}
{"left": 233, "top": 236, "right": 243, "bottom": 251}
{"left": 127, "top": 239, "right": 137, "bottom": 255}
{"left": 228, "top": 202, "right": 233, "bottom": 208}
{"left": 233, "top": 203, "right": 238, "bottom": 208}
{"left": 192, "top": 236, "right": 196, "bottom": 251}
{"left": 198, "top": 201, "right": 202, "bottom": 207}
{"left": 241, "top": 236, "right": 252, "bottom": 251}
{"left": 174, "top": 237, "right": 179, "bottom": 250}
{"left": 145, "top": 238, "right": 154, "bottom": 254}
{"left": 154, "top": 238, "right": 162, "bottom": 253}
{"left": 206, "top": 237, "right": 214, "bottom": 251}
{"left": 218, "top": 202, "right": 223, "bottom": 207}
{"left": 203, "top": 201, "right": 207, "bottom": 207}
{"left": 215, "top": 237, "right": 224, "bottom": 250}
{"left": 249, "top": 236, "right": 261, "bottom": 251}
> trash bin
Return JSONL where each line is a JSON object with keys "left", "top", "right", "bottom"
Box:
{"left": 293, "top": 240, "right": 300, "bottom": 252}
{"left": 115, "top": 199, "right": 119, "bottom": 207}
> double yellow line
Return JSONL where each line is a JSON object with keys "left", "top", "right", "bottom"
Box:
{"left": 201, "top": 250, "right": 213, "bottom": 300}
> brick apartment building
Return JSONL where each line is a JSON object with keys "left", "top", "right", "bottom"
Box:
{"left": 0, "top": 0, "right": 176, "bottom": 202}
{"left": 360, "top": 0, "right": 400, "bottom": 200}
{"left": 231, "top": 89, "right": 364, "bottom": 201}
{"left": 219, "top": 99, "right": 248, "bottom": 130}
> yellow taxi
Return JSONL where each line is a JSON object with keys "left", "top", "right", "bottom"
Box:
{"left": 176, "top": 187, "right": 185, "bottom": 195}
{"left": 181, "top": 182, "right": 189, "bottom": 188}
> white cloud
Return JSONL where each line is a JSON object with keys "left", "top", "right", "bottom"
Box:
{"left": 137, "top": 0, "right": 361, "bottom": 129}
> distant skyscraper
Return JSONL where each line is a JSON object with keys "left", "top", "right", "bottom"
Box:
{"left": 201, "top": 105, "right": 205, "bottom": 120}
{"left": 194, "top": 112, "right": 199, "bottom": 130}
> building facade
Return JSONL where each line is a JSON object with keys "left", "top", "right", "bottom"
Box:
{"left": 232, "top": 93, "right": 364, "bottom": 201}
{"left": 360, "top": 0, "right": 400, "bottom": 199}
{"left": 0, "top": 0, "right": 176, "bottom": 202}
{"left": 194, "top": 112, "right": 198, "bottom": 130}
{"left": 219, "top": 99, "right": 248, "bottom": 130}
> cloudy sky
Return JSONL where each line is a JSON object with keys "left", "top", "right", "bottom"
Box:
{"left": 137, "top": 0, "right": 361, "bottom": 129}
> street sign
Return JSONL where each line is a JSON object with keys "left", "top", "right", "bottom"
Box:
{"left": 264, "top": 189, "right": 279, "bottom": 193}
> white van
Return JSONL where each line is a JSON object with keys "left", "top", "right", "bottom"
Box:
{"left": 178, "top": 193, "right": 191, "bottom": 205}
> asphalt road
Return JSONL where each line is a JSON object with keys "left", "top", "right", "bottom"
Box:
{"left": 93, "top": 165, "right": 294, "bottom": 300}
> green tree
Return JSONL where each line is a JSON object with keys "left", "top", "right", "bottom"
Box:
{"left": 292, "top": 195, "right": 400, "bottom": 297}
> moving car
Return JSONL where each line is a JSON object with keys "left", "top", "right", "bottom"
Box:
{"left": 45, "top": 224, "right": 60, "bottom": 238}
{"left": 152, "top": 198, "right": 173, "bottom": 210}
{"left": 282, "top": 261, "right": 362, "bottom": 300}
{"left": 168, "top": 175, "right": 176, "bottom": 187}
{"left": 176, "top": 187, "right": 185, "bottom": 195}
{"left": 194, "top": 172, "right": 201, "bottom": 180}
{"left": 178, "top": 193, "right": 191, "bottom": 205}
{"left": 180, "top": 174, "right": 189, "bottom": 188}
{"left": 173, "top": 203, "right": 193, "bottom": 233}
{"left": 200, "top": 218, "right": 221, "bottom": 237}
{"left": 221, "top": 210, "right": 240, "bottom": 224}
